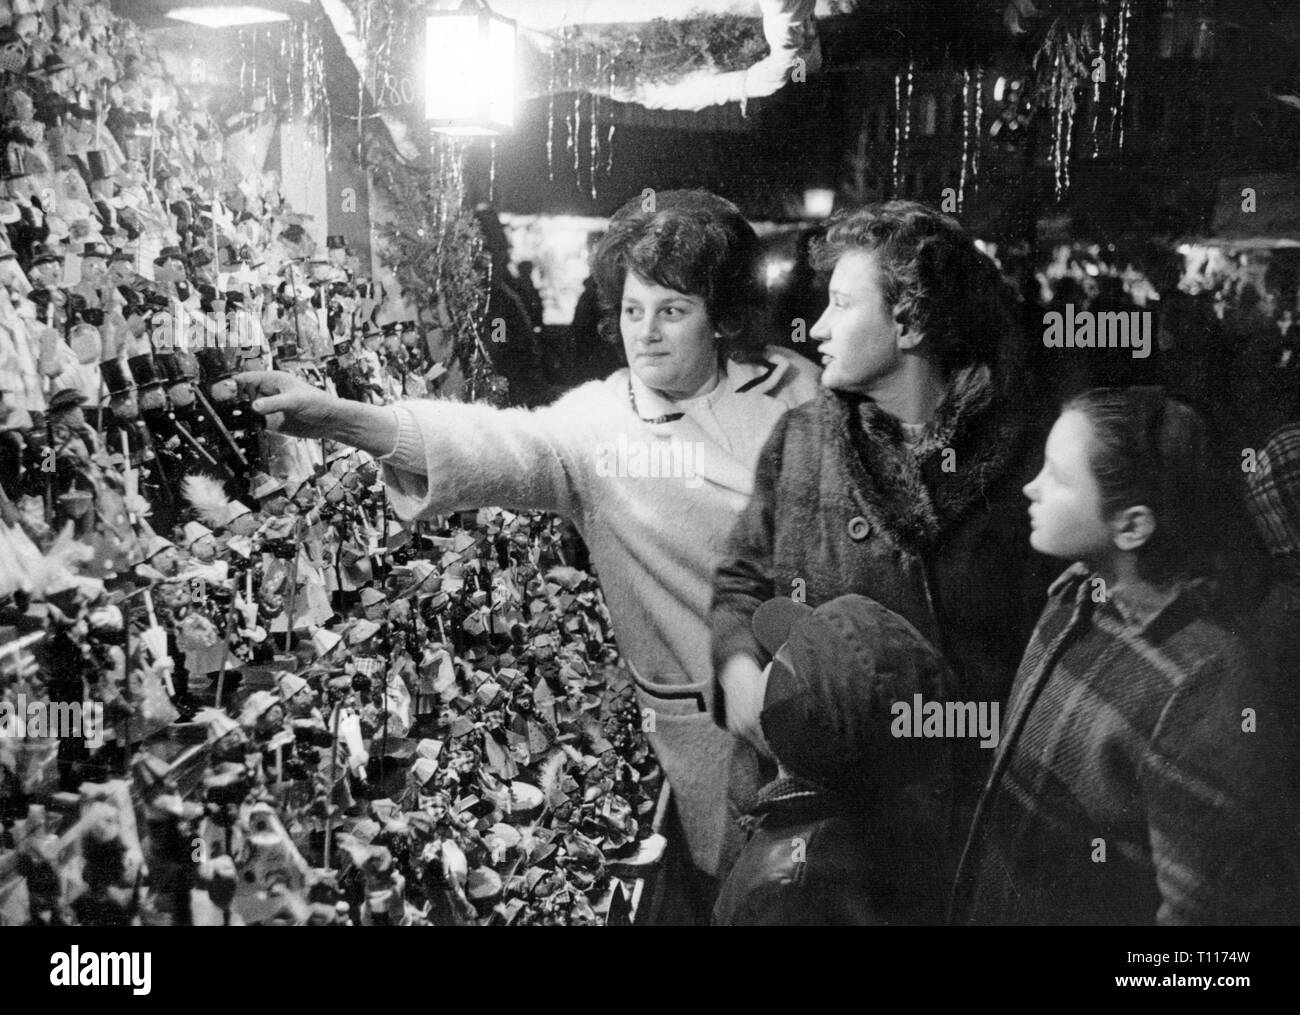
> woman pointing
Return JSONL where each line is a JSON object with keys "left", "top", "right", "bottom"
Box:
{"left": 236, "top": 190, "right": 820, "bottom": 913}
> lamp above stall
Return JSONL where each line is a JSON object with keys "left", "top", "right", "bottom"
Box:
{"left": 164, "top": 0, "right": 311, "bottom": 29}
{"left": 426, "top": 1, "right": 517, "bottom": 136}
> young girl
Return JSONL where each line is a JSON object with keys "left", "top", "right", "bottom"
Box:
{"left": 953, "top": 387, "right": 1295, "bottom": 925}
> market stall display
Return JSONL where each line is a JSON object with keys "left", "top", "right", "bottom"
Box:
{"left": 0, "top": 0, "right": 661, "bottom": 927}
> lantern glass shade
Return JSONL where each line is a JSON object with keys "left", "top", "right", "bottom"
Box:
{"left": 426, "top": 10, "right": 517, "bottom": 135}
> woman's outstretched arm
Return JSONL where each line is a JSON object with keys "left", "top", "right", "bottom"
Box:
{"left": 236, "top": 370, "right": 588, "bottom": 521}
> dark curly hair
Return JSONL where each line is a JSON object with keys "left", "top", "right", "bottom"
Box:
{"left": 591, "top": 189, "right": 767, "bottom": 361}
{"left": 810, "top": 200, "right": 1023, "bottom": 388}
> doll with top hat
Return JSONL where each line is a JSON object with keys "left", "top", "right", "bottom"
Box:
{"left": 99, "top": 355, "right": 157, "bottom": 473}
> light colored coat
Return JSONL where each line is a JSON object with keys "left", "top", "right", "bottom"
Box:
{"left": 379, "top": 349, "right": 820, "bottom": 874}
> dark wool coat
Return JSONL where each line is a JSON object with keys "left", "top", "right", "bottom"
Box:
{"left": 710, "top": 363, "right": 1057, "bottom": 863}
{"left": 952, "top": 564, "right": 1300, "bottom": 925}
{"left": 713, "top": 776, "right": 949, "bottom": 926}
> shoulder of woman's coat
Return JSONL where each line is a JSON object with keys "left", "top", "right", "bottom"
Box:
{"left": 756, "top": 390, "right": 827, "bottom": 465}
{"left": 760, "top": 346, "right": 822, "bottom": 404}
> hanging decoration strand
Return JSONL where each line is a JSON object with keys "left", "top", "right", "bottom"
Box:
{"left": 1092, "top": 9, "right": 1106, "bottom": 157}
{"left": 903, "top": 55, "right": 914, "bottom": 145}
{"left": 959, "top": 67, "right": 970, "bottom": 213}
{"left": 606, "top": 58, "right": 616, "bottom": 177}
{"left": 892, "top": 67, "right": 902, "bottom": 195}
{"left": 547, "top": 47, "right": 556, "bottom": 181}
{"left": 1116, "top": 0, "right": 1131, "bottom": 150}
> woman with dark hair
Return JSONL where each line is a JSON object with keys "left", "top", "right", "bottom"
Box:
{"left": 952, "top": 389, "right": 1296, "bottom": 924}
{"left": 236, "top": 190, "right": 820, "bottom": 907}
{"left": 710, "top": 201, "right": 1056, "bottom": 913}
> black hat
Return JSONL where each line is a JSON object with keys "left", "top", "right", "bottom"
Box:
{"left": 127, "top": 354, "right": 165, "bottom": 390}
{"left": 754, "top": 594, "right": 954, "bottom": 805}
{"left": 153, "top": 246, "right": 188, "bottom": 268}
{"left": 155, "top": 351, "right": 182, "bottom": 384}
{"left": 86, "top": 150, "right": 111, "bottom": 181}
{"left": 39, "top": 52, "right": 71, "bottom": 76}
{"left": 48, "top": 388, "right": 88, "bottom": 413}
{"left": 194, "top": 346, "right": 231, "bottom": 383}
{"left": 101, "top": 357, "right": 134, "bottom": 395}
{"left": 81, "top": 242, "right": 111, "bottom": 260}
{"left": 29, "top": 243, "right": 62, "bottom": 267}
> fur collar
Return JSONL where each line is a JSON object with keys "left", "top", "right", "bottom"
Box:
{"left": 826, "top": 363, "right": 1035, "bottom": 551}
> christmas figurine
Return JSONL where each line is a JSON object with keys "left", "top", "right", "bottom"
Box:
{"left": 229, "top": 798, "right": 312, "bottom": 924}
{"left": 133, "top": 753, "right": 203, "bottom": 926}
{"left": 136, "top": 532, "right": 179, "bottom": 580}
{"left": 177, "top": 519, "right": 228, "bottom": 585}
{"left": 99, "top": 356, "right": 156, "bottom": 474}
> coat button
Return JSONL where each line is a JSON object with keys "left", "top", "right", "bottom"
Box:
{"left": 847, "top": 516, "right": 871, "bottom": 541}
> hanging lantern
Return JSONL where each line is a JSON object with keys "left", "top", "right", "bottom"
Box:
{"left": 802, "top": 188, "right": 835, "bottom": 219}
{"left": 426, "top": 1, "right": 517, "bottom": 136}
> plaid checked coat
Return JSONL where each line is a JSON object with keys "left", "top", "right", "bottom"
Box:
{"left": 1245, "top": 423, "right": 1300, "bottom": 799}
{"left": 952, "top": 564, "right": 1298, "bottom": 925}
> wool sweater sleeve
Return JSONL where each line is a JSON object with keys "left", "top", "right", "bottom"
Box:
{"left": 1140, "top": 643, "right": 1296, "bottom": 925}
{"left": 378, "top": 386, "right": 594, "bottom": 522}
{"left": 708, "top": 410, "right": 789, "bottom": 725}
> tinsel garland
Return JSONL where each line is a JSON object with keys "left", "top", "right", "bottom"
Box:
{"left": 365, "top": 131, "right": 500, "bottom": 405}
{"left": 546, "top": 15, "right": 769, "bottom": 94}
{"left": 342, "top": 0, "right": 767, "bottom": 98}
{"left": 232, "top": 19, "right": 333, "bottom": 157}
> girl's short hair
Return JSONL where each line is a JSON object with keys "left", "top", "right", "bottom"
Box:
{"left": 811, "top": 200, "right": 1023, "bottom": 386}
{"left": 591, "top": 189, "right": 767, "bottom": 361}
{"left": 1065, "top": 387, "right": 1239, "bottom": 582}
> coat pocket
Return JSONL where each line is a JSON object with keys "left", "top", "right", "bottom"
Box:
{"left": 632, "top": 673, "right": 743, "bottom": 878}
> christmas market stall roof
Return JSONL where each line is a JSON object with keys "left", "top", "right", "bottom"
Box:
{"left": 1196, "top": 173, "right": 1300, "bottom": 250}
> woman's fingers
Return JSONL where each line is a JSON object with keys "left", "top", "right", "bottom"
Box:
{"left": 250, "top": 393, "right": 295, "bottom": 416}
{"left": 233, "top": 369, "right": 283, "bottom": 396}
{"left": 261, "top": 411, "right": 288, "bottom": 433}
{"left": 234, "top": 370, "right": 309, "bottom": 420}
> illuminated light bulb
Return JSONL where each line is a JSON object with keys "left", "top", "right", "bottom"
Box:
{"left": 426, "top": 7, "right": 517, "bottom": 136}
